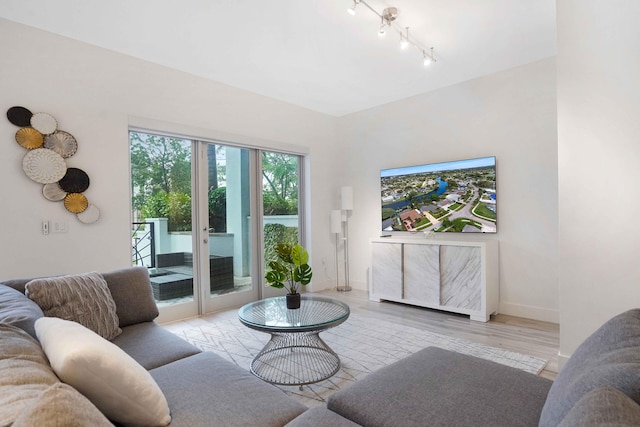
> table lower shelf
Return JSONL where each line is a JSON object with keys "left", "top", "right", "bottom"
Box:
{"left": 250, "top": 331, "right": 341, "bottom": 387}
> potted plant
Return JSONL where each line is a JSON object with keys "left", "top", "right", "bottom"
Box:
{"left": 265, "top": 243, "right": 313, "bottom": 309}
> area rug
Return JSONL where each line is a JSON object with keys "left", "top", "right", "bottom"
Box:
{"left": 172, "top": 313, "right": 548, "bottom": 407}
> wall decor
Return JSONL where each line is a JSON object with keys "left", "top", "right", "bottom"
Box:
{"left": 6, "top": 105, "right": 100, "bottom": 224}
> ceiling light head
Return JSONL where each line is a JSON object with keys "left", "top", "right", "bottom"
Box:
{"left": 382, "top": 7, "right": 398, "bottom": 23}
{"left": 423, "top": 48, "right": 436, "bottom": 67}
{"left": 400, "top": 27, "right": 410, "bottom": 50}
{"left": 347, "top": 0, "right": 359, "bottom": 16}
{"left": 378, "top": 16, "right": 387, "bottom": 37}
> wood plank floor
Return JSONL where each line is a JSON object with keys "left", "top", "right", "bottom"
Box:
{"left": 162, "top": 289, "right": 559, "bottom": 380}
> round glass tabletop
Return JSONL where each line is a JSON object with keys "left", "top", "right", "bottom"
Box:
{"left": 238, "top": 295, "right": 350, "bottom": 333}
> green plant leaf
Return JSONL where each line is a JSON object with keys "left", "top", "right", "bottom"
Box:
{"left": 275, "top": 243, "right": 293, "bottom": 264}
{"left": 265, "top": 270, "right": 286, "bottom": 288}
{"left": 293, "top": 264, "right": 313, "bottom": 285}
{"left": 268, "top": 261, "right": 288, "bottom": 274}
{"left": 291, "top": 244, "right": 309, "bottom": 266}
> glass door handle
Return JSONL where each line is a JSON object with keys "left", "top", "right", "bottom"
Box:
{"left": 203, "top": 238, "right": 208, "bottom": 244}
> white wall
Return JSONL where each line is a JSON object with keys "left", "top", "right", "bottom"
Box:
{"left": 557, "top": 1, "right": 640, "bottom": 364}
{"left": 0, "top": 19, "right": 340, "bottom": 287}
{"left": 338, "top": 58, "right": 559, "bottom": 322}
{"left": 0, "top": 18, "right": 560, "bottom": 324}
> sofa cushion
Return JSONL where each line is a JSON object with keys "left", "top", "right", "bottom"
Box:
{"left": 539, "top": 308, "right": 640, "bottom": 427}
{"left": 26, "top": 272, "right": 121, "bottom": 340}
{"left": 0, "top": 325, "right": 60, "bottom": 426}
{"left": 35, "top": 317, "right": 171, "bottom": 427}
{"left": 12, "top": 383, "right": 114, "bottom": 427}
{"left": 102, "top": 267, "right": 159, "bottom": 327}
{"left": 150, "top": 351, "right": 308, "bottom": 427}
{"left": 558, "top": 386, "right": 640, "bottom": 427}
{"left": 328, "top": 346, "right": 552, "bottom": 427}
{"left": 112, "top": 321, "right": 201, "bottom": 370}
{"left": 0, "top": 285, "right": 44, "bottom": 338}
{"left": 285, "top": 406, "right": 361, "bottom": 427}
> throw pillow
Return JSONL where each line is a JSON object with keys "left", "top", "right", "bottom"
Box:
{"left": 0, "top": 325, "right": 59, "bottom": 426}
{"left": 558, "top": 386, "right": 640, "bottom": 426}
{"left": 13, "top": 383, "right": 114, "bottom": 427}
{"left": 25, "top": 272, "right": 121, "bottom": 340}
{"left": 35, "top": 317, "right": 171, "bottom": 427}
{"left": 0, "top": 285, "right": 44, "bottom": 338}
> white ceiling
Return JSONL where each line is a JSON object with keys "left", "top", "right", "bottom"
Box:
{"left": 0, "top": 0, "right": 556, "bottom": 116}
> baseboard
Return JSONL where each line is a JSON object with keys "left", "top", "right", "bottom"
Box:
{"left": 557, "top": 352, "right": 570, "bottom": 372}
{"left": 499, "top": 301, "right": 559, "bottom": 323}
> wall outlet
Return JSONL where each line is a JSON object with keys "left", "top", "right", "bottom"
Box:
{"left": 52, "top": 221, "right": 68, "bottom": 233}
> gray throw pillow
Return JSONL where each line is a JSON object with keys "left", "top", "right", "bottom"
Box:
{"left": 0, "top": 285, "right": 44, "bottom": 338}
{"left": 25, "top": 272, "right": 121, "bottom": 340}
{"left": 558, "top": 386, "right": 640, "bottom": 426}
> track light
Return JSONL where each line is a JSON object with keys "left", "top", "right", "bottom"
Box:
{"left": 423, "top": 48, "right": 435, "bottom": 67}
{"left": 378, "top": 18, "right": 386, "bottom": 37}
{"left": 347, "top": 0, "right": 359, "bottom": 16}
{"left": 400, "top": 27, "right": 409, "bottom": 50}
{"left": 344, "top": 0, "right": 437, "bottom": 69}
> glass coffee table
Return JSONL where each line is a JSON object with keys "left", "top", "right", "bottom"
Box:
{"left": 238, "top": 295, "right": 350, "bottom": 389}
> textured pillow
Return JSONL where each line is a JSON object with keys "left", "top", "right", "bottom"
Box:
{"left": 0, "top": 325, "right": 60, "bottom": 426}
{"left": 25, "top": 272, "right": 121, "bottom": 340}
{"left": 13, "top": 383, "right": 114, "bottom": 427}
{"left": 0, "top": 285, "right": 44, "bottom": 338}
{"left": 558, "top": 386, "right": 640, "bottom": 426}
{"left": 35, "top": 317, "right": 171, "bottom": 427}
{"left": 539, "top": 308, "right": 640, "bottom": 426}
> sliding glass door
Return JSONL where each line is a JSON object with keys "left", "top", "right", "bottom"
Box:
{"left": 130, "top": 131, "right": 304, "bottom": 321}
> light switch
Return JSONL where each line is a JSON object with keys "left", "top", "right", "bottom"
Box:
{"left": 42, "top": 220, "right": 49, "bottom": 235}
{"left": 53, "top": 221, "right": 68, "bottom": 233}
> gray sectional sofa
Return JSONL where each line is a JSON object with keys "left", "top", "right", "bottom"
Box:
{"left": 2, "top": 266, "right": 640, "bottom": 426}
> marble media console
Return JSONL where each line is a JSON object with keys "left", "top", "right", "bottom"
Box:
{"left": 370, "top": 237, "right": 499, "bottom": 322}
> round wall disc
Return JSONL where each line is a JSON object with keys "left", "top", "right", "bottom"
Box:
{"left": 42, "top": 182, "right": 67, "bottom": 202}
{"left": 44, "top": 130, "right": 78, "bottom": 158}
{"left": 31, "top": 112, "right": 58, "bottom": 135}
{"left": 22, "top": 148, "right": 67, "bottom": 184}
{"left": 7, "top": 106, "right": 33, "bottom": 127}
{"left": 59, "top": 168, "right": 90, "bottom": 193}
{"left": 64, "top": 193, "right": 88, "bottom": 213}
{"left": 15, "top": 127, "right": 44, "bottom": 149}
{"left": 77, "top": 204, "right": 100, "bottom": 224}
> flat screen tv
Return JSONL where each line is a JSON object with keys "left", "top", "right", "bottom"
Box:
{"left": 380, "top": 156, "right": 496, "bottom": 233}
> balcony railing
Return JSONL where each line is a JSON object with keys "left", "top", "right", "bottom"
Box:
{"left": 132, "top": 222, "right": 155, "bottom": 268}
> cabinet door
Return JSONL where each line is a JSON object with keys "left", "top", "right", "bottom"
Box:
{"left": 440, "top": 246, "right": 481, "bottom": 310}
{"left": 371, "top": 242, "right": 402, "bottom": 299}
{"left": 403, "top": 244, "right": 439, "bottom": 304}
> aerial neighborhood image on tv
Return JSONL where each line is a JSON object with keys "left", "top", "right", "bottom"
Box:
{"left": 380, "top": 156, "right": 496, "bottom": 233}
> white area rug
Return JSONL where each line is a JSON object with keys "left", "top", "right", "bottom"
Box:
{"left": 173, "top": 313, "right": 548, "bottom": 407}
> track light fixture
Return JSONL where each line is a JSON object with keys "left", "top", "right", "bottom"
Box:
{"left": 347, "top": 0, "right": 360, "bottom": 16}
{"left": 400, "top": 27, "right": 410, "bottom": 50}
{"left": 346, "top": 0, "right": 436, "bottom": 69}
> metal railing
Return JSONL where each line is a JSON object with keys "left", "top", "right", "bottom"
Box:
{"left": 132, "top": 222, "right": 155, "bottom": 268}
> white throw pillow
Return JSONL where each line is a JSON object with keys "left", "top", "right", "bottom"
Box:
{"left": 35, "top": 317, "right": 171, "bottom": 427}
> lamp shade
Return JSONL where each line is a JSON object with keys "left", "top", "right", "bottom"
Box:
{"left": 341, "top": 186, "right": 353, "bottom": 211}
{"left": 330, "top": 210, "right": 342, "bottom": 234}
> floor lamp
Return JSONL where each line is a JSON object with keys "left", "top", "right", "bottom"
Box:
{"left": 338, "top": 186, "right": 353, "bottom": 292}
{"left": 330, "top": 210, "right": 342, "bottom": 289}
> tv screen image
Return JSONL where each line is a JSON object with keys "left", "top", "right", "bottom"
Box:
{"left": 380, "top": 156, "right": 496, "bottom": 233}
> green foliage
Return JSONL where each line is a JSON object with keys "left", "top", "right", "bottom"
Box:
{"left": 264, "top": 243, "right": 312, "bottom": 294}
{"left": 208, "top": 186, "right": 226, "bottom": 232}
{"left": 262, "top": 152, "right": 298, "bottom": 215}
{"left": 263, "top": 223, "right": 298, "bottom": 265}
{"left": 130, "top": 132, "right": 192, "bottom": 232}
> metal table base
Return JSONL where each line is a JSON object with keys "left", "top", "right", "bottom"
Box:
{"left": 251, "top": 331, "right": 340, "bottom": 389}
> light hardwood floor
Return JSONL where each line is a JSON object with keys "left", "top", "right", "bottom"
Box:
{"left": 162, "top": 289, "right": 559, "bottom": 380}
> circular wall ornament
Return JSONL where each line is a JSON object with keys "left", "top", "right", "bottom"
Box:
{"left": 30, "top": 112, "right": 58, "bottom": 135}
{"left": 44, "top": 130, "right": 77, "bottom": 158}
{"left": 77, "top": 204, "right": 100, "bottom": 224}
{"left": 42, "top": 182, "right": 67, "bottom": 202}
{"left": 59, "top": 168, "right": 90, "bottom": 193}
{"left": 22, "top": 148, "right": 67, "bottom": 184}
{"left": 15, "top": 127, "right": 44, "bottom": 149}
{"left": 7, "top": 106, "right": 33, "bottom": 127}
{"left": 64, "top": 193, "right": 88, "bottom": 213}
